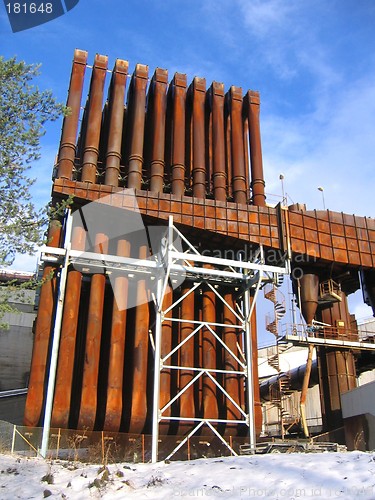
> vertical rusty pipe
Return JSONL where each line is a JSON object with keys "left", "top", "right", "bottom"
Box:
{"left": 104, "top": 59, "right": 129, "bottom": 187}
{"left": 50, "top": 225, "right": 86, "bottom": 428}
{"left": 50, "top": 269, "right": 82, "bottom": 428}
{"left": 159, "top": 285, "right": 173, "bottom": 434}
{"left": 319, "top": 292, "right": 357, "bottom": 431}
{"left": 129, "top": 244, "right": 150, "bottom": 433}
{"left": 77, "top": 233, "right": 108, "bottom": 430}
{"left": 104, "top": 238, "right": 130, "bottom": 432}
{"left": 245, "top": 90, "right": 266, "bottom": 206}
{"left": 229, "top": 86, "right": 247, "bottom": 205}
{"left": 223, "top": 292, "right": 241, "bottom": 435}
{"left": 149, "top": 68, "right": 168, "bottom": 193}
{"left": 210, "top": 82, "right": 227, "bottom": 202}
{"left": 57, "top": 49, "right": 88, "bottom": 180}
{"left": 24, "top": 221, "right": 61, "bottom": 426}
{"left": 178, "top": 285, "right": 196, "bottom": 435}
{"left": 190, "top": 77, "right": 207, "bottom": 199}
{"left": 127, "top": 64, "right": 149, "bottom": 190}
{"left": 170, "top": 73, "right": 187, "bottom": 197}
{"left": 202, "top": 278, "right": 219, "bottom": 421}
{"left": 81, "top": 54, "right": 108, "bottom": 183}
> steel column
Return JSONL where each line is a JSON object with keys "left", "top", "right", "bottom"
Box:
{"left": 245, "top": 90, "right": 266, "bottom": 207}
{"left": 104, "top": 59, "right": 129, "bottom": 187}
{"left": 170, "top": 73, "right": 187, "bottom": 197}
{"left": 104, "top": 238, "right": 130, "bottom": 431}
{"left": 190, "top": 77, "right": 207, "bottom": 198}
{"left": 127, "top": 64, "right": 149, "bottom": 190}
{"left": 210, "top": 82, "right": 227, "bottom": 202}
{"left": 149, "top": 68, "right": 168, "bottom": 193}
{"left": 57, "top": 50, "right": 88, "bottom": 180}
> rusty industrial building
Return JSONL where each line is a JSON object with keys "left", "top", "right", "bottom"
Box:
{"left": 24, "top": 49, "right": 375, "bottom": 460}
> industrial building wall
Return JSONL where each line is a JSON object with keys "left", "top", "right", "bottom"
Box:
{"left": 0, "top": 289, "right": 35, "bottom": 391}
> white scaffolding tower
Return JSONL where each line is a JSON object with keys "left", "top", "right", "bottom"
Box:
{"left": 39, "top": 210, "right": 290, "bottom": 461}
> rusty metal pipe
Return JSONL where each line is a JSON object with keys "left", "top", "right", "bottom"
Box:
{"left": 210, "top": 82, "right": 227, "bottom": 202}
{"left": 78, "top": 233, "right": 108, "bottom": 430}
{"left": 245, "top": 91, "right": 266, "bottom": 207}
{"left": 129, "top": 244, "right": 150, "bottom": 433}
{"left": 223, "top": 292, "right": 241, "bottom": 435}
{"left": 159, "top": 285, "right": 173, "bottom": 434}
{"left": 50, "top": 269, "right": 82, "bottom": 428}
{"left": 190, "top": 77, "right": 207, "bottom": 199}
{"left": 178, "top": 285, "right": 196, "bottom": 435}
{"left": 57, "top": 49, "right": 88, "bottom": 180}
{"left": 229, "top": 86, "right": 247, "bottom": 205}
{"left": 202, "top": 279, "right": 219, "bottom": 421}
{"left": 127, "top": 64, "right": 149, "bottom": 190}
{"left": 319, "top": 292, "right": 357, "bottom": 431}
{"left": 104, "top": 59, "right": 129, "bottom": 187}
{"left": 81, "top": 54, "right": 108, "bottom": 183}
{"left": 170, "top": 73, "right": 187, "bottom": 197}
{"left": 24, "top": 219, "right": 62, "bottom": 427}
{"left": 104, "top": 238, "right": 130, "bottom": 432}
{"left": 149, "top": 68, "right": 168, "bottom": 193}
{"left": 50, "top": 223, "right": 86, "bottom": 428}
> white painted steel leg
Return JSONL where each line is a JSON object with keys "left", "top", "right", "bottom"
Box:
{"left": 40, "top": 210, "right": 73, "bottom": 458}
{"left": 243, "top": 272, "right": 262, "bottom": 455}
{"left": 151, "top": 277, "right": 163, "bottom": 463}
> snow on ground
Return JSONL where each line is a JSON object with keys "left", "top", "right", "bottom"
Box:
{"left": 0, "top": 451, "right": 375, "bottom": 499}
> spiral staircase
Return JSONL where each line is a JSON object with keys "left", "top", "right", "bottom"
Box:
{"left": 264, "top": 278, "right": 298, "bottom": 437}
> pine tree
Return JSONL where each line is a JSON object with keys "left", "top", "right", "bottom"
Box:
{"left": 0, "top": 55, "right": 66, "bottom": 266}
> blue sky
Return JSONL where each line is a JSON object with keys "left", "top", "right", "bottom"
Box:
{"left": 1, "top": 0, "right": 374, "bottom": 328}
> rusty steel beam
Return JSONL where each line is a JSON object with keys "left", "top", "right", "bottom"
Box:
{"left": 57, "top": 49, "right": 88, "bottom": 180}
{"left": 104, "top": 59, "right": 129, "bottom": 187}
{"left": 170, "top": 73, "right": 187, "bottom": 197}
{"left": 81, "top": 54, "right": 108, "bottom": 183}
{"left": 103, "top": 238, "right": 130, "bottom": 432}
{"left": 245, "top": 91, "right": 266, "bottom": 207}
{"left": 149, "top": 68, "right": 168, "bottom": 193}
{"left": 228, "top": 86, "right": 247, "bottom": 205}
{"left": 127, "top": 64, "right": 149, "bottom": 190}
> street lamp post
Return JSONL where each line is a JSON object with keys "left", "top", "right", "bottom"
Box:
{"left": 279, "top": 173, "right": 285, "bottom": 206}
{"left": 317, "top": 186, "right": 326, "bottom": 210}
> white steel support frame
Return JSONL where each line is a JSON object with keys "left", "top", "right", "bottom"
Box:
{"left": 40, "top": 211, "right": 73, "bottom": 458}
{"left": 151, "top": 216, "right": 289, "bottom": 462}
{"left": 40, "top": 211, "right": 289, "bottom": 462}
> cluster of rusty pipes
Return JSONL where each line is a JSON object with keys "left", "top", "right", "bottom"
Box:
{"left": 24, "top": 50, "right": 266, "bottom": 436}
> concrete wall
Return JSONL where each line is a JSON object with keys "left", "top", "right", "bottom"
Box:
{"left": 341, "top": 379, "right": 375, "bottom": 450}
{"left": 0, "top": 289, "right": 35, "bottom": 391}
